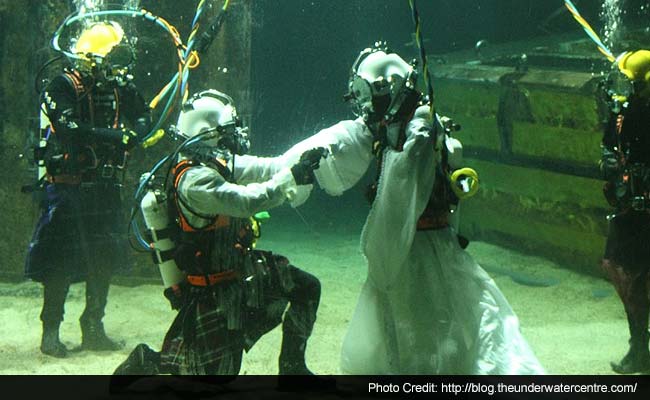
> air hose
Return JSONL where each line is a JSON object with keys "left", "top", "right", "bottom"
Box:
{"left": 407, "top": 0, "right": 479, "bottom": 199}
{"left": 50, "top": 0, "right": 232, "bottom": 147}
{"left": 564, "top": 0, "right": 615, "bottom": 62}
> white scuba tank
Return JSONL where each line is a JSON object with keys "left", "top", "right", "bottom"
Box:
{"left": 38, "top": 105, "right": 50, "bottom": 182}
{"left": 140, "top": 187, "right": 186, "bottom": 288}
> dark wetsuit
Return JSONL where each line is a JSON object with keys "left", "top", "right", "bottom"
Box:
{"left": 600, "top": 91, "right": 650, "bottom": 370}
{"left": 25, "top": 69, "right": 150, "bottom": 330}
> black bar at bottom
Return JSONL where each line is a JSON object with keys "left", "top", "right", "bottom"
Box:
{"left": 2, "top": 375, "right": 650, "bottom": 400}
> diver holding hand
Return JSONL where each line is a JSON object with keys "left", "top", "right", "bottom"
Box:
{"left": 228, "top": 42, "right": 544, "bottom": 374}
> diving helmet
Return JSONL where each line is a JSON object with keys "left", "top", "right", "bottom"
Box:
{"left": 74, "top": 22, "right": 124, "bottom": 58}
{"left": 346, "top": 42, "right": 420, "bottom": 125}
{"left": 618, "top": 49, "right": 650, "bottom": 99}
{"left": 72, "top": 21, "right": 135, "bottom": 79}
{"left": 610, "top": 50, "right": 650, "bottom": 100}
{"left": 176, "top": 89, "right": 250, "bottom": 155}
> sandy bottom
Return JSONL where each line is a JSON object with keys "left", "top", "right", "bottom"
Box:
{"left": 0, "top": 224, "right": 636, "bottom": 376}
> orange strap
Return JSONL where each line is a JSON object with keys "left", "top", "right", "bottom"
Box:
{"left": 187, "top": 270, "right": 239, "bottom": 287}
{"left": 615, "top": 114, "right": 627, "bottom": 166}
{"left": 62, "top": 70, "right": 87, "bottom": 124}
{"left": 616, "top": 114, "right": 624, "bottom": 135}
{"left": 173, "top": 159, "right": 230, "bottom": 232}
{"left": 63, "top": 70, "right": 119, "bottom": 128}
{"left": 65, "top": 70, "right": 85, "bottom": 95}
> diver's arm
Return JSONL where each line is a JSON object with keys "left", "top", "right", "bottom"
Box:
{"left": 178, "top": 165, "right": 299, "bottom": 218}
{"left": 361, "top": 106, "right": 437, "bottom": 290}
{"left": 234, "top": 119, "right": 374, "bottom": 197}
{"left": 596, "top": 81, "right": 622, "bottom": 175}
{"left": 121, "top": 83, "right": 153, "bottom": 137}
{"left": 312, "top": 119, "right": 374, "bottom": 195}
{"left": 405, "top": 106, "right": 437, "bottom": 158}
{"left": 601, "top": 110, "right": 619, "bottom": 149}
{"left": 601, "top": 145, "right": 619, "bottom": 180}
{"left": 232, "top": 134, "right": 337, "bottom": 184}
{"left": 44, "top": 75, "right": 137, "bottom": 147}
{"left": 43, "top": 75, "right": 93, "bottom": 144}
{"left": 232, "top": 154, "right": 291, "bottom": 184}
{"left": 600, "top": 111, "right": 621, "bottom": 180}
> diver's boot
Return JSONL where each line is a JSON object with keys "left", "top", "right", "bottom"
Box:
{"left": 40, "top": 322, "right": 68, "bottom": 358}
{"left": 80, "top": 319, "right": 124, "bottom": 351}
{"left": 278, "top": 332, "right": 336, "bottom": 392}
{"left": 110, "top": 344, "right": 161, "bottom": 394}
{"left": 611, "top": 325, "right": 650, "bottom": 374}
{"left": 113, "top": 343, "right": 161, "bottom": 375}
{"left": 279, "top": 332, "right": 312, "bottom": 375}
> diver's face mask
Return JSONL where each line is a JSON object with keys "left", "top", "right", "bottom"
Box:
{"left": 176, "top": 89, "right": 250, "bottom": 156}
{"left": 73, "top": 23, "right": 135, "bottom": 86}
{"left": 607, "top": 69, "right": 636, "bottom": 101}
{"left": 91, "top": 43, "right": 135, "bottom": 85}
{"left": 175, "top": 122, "right": 249, "bottom": 157}
{"left": 105, "top": 42, "right": 135, "bottom": 73}
{"left": 345, "top": 44, "right": 420, "bottom": 133}
{"left": 215, "top": 123, "right": 250, "bottom": 155}
{"left": 348, "top": 74, "right": 394, "bottom": 124}
{"left": 348, "top": 72, "right": 420, "bottom": 148}
{"left": 77, "top": 44, "right": 135, "bottom": 86}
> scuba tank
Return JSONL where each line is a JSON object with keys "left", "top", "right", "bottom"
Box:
{"left": 37, "top": 106, "right": 51, "bottom": 183}
{"left": 140, "top": 182, "right": 185, "bottom": 288}
{"left": 20, "top": 105, "right": 51, "bottom": 196}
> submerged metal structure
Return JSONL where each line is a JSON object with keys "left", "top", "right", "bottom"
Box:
{"left": 438, "top": 34, "right": 649, "bottom": 275}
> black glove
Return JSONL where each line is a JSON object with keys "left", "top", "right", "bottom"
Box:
{"left": 291, "top": 147, "right": 328, "bottom": 185}
{"left": 119, "top": 128, "right": 139, "bottom": 151}
{"left": 600, "top": 148, "right": 619, "bottom": 180}
{"left": 163, "top": 282, "right": 188, "bottom": 310}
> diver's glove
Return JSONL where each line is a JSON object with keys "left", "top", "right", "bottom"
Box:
{"left": 119, "top": 128, "right": 139, "bottom": 151}
{"left": 163, "top": 281, "right": 189, "bottom": 310}
{"left": 291, "top": 147, "right": 329, "bottom": 185}
{"left": 600, "top": 147, "right": 620, "bottom": 180}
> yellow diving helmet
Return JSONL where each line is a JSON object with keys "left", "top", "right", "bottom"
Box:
{"left": 616, "top": 50, "right": 650, "bottom": 98}
{"left": 73, "top": 21, "right": 125, "bottom": 59}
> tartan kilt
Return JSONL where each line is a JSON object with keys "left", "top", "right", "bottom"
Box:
{"left": 160, "top": 251, "right": 292, "bottom": 375}
{"left": 25, "top": 182, "right": 128, "bottom": 282}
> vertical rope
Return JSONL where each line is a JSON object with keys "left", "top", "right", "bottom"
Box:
{"left": 408, "top": 0, "right": 435, "bottom": 120}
